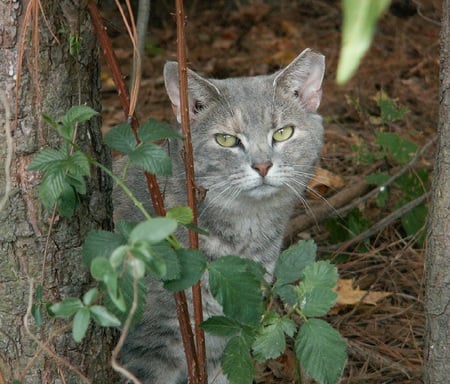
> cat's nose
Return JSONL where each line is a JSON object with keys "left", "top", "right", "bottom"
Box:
{"left": 252, "top": 162, "right": 273, "bottom": 177}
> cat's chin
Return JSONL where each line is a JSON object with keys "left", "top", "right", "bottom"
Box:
{"left": 244, "top": 184, "right": 281, "bottom": 199}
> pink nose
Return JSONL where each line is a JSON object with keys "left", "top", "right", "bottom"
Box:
{"left": 252, "top": 162, "right": 273, "bottom": 177}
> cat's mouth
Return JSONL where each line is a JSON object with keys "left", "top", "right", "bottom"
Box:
{"left": 245, "top": 181, "right": 280, "bottom": 198}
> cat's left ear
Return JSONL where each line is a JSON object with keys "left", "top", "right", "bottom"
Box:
{"left": 164, "top": 62, "right": 220, "bottom": 123}
{"left": 274, "top": 48, "right": 325, "bottom": 112}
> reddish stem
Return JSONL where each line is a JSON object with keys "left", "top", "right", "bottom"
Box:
{"left": 87, "top": 2, "right": 198, "bottom": 382}
{"left": 175, "top": 1, "right": 206, "bottom": 383}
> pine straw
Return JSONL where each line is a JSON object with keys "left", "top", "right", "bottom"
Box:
{"left": 101, "top": 1, "right": 441, "bottom": 382}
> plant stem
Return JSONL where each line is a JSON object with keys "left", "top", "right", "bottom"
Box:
{"left": 175, "top": 1, "right": 206, "bottom": 383}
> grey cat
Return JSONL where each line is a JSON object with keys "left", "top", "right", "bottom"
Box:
{"left": 116, "top": 48, "right": 325, "bottom": 383}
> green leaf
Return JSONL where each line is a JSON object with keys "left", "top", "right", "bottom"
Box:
{"left": 297, "top": 286, "right": 338, "bottom": 317}
{"left": 302, "top": 260, "right": 339, "bottom": 290}
{"left": 28, "top": 149, "right": 66, "bottom": 172}
{"left": 83, "top": 288, "right": 100, "bottom": 306}
{"left": 129, "top": 218, "right": 178, "bottom": 244}
{"left": 38, "top": 166, "right": 68, "bottom": 210}
{"left": 209, "top": 256, "right": 263, "bottom": 324}
{"left": 90, "top": 257, "right": 114, "bottom": 281}
{"left": 56, "top": 185, "right": 77, "bottom": 218}
{"left": 68, "top": 150, "right": 90, "bottom": 177}
{"left": 295, "top": 319, "right": 347, "bottom": 384}
{"left": 377, "top": 96, "right": 408, "bottom": 124}
{"left": 130, "top": 240, "right": 167, "bottom": 278}
{"left": 222, "top": 336, "right": 255, "bottom": 384}
{"left": 83, "top": 230, "right": 126, "bottom": 265}
{"left": 163, "top": 248, "right": 207, "bottom": 292}
{"left": 276, "top": 284, "right": 297, "bottom": 307}
{"left": 128, "top": 257, "right": 147, "bottom": 279}
{"left": 200, "top": 316, "right": 243, "bottom": 338}
{"left": 252, "top": 313, "right": 296, "bottom": 361}
{"left": 401, "top": 203, "right": 427, "bottom": 246}
{"left": 32, "top": 304, "right": 44, "bottom": 326}
{"left": 104, "top": 122, "right": 137, "bottom": 155}
{"left": 104, "top": 272, "right": 126, "bottom": 312}
{"left": 128, "top": 143, "right": 172, "bottom": 176}
{"left": 375, "top": 132, "right": 418, "bottom": 164}
{"left": 73, "top": 308, "right": 91, "bottom": 342}
{"left": 48, "top": 298, "right": 83, "bottom": 318}
{"left": 150, "top": 241, "right": 180, "bottom": 280}
{"left": 90, "top": 305, "right": 121, "bottom": 327}
{"left": 64, "top": 105, "right": 99, "bottom": 125}
{"left": 274, "top": 240, "right": 317, "bottom": 287}
{"left": 42, "top": 113, "right": 59, "bottom": 129}
{"left": 166, "top": 206, "right": 194, "bottom": 225}
{"left": 337, "top": 0, "right": 390, "bottom": 84}
{"left": 138, "top": 118, "right": 182, "bottom": 142}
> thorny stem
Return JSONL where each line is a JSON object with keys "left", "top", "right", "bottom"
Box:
{"left": 87, "top": 2, "right": 198, "bottom": 382}
{"left": 175, "top": 0, "right": 206, "bottom": 383}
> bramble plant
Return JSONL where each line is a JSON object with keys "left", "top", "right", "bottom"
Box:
{"left": 28, "top": 106, "right": 347, "bottom": 384}
{"left": 332, "top": 93, "right": 428, "bottom": 247}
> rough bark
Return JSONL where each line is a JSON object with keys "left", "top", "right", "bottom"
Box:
{"left": 0, "top": 1, "right": 117, "bottom": 382}
{"left": 424, "top": 1, "right": 450, "bottom": 383}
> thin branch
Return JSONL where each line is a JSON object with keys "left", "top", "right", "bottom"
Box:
{"left": 22, "top": 280, "right": 91, "bottom": 384}
{"left": 111, "top": 264, "right": 142, "bottom": 384}
{"left": 175, "top": 0, "right": 206, "bottom": 382}
{"left": 320, "top": 192, "right": 430, "bottom": 253}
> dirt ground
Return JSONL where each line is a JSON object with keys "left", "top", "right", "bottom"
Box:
{"left": 100, "top": 1, "right": 442, "bottom": 383}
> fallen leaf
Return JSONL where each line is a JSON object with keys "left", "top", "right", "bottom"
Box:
{"left": 334, "top": 278, "right": 392, "bottom": 306}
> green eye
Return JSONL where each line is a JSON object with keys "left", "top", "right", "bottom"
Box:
{"left": 273, "top": 126, "right": 294, "bottom": 142}
{"left": 215, "top": 133, "right": 240, "bottom": 147}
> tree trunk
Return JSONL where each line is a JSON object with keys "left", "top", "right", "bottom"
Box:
{"left": 0, "top": 1, "right": 117, "bottom": 382}
{"left": 424, "top": 1, "right": 450, "bottom": 383}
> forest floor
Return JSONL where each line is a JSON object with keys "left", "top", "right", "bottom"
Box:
{"left": 100, "top": 1, "right": 442, "bottom": 383}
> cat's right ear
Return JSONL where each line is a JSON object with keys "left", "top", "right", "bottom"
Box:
{"left": 164, "top": 62, "right": 221, "bottom": 123}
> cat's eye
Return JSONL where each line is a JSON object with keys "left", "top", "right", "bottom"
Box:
{"left": 215, "top": 133, "right": 240, "bottom": 147}
{"left": 273, "top": 126, "right": 294, "bottom": 142}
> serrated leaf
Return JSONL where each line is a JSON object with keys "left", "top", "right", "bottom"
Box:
{"left": 73, "top": 308, "right": 91, "bottom": 342}
{"left": 209, "top": 256, "right": 263, "bottom": 324}
{"left": 375, "top": 132, "right": 418, "bottom": 164}
{"left": 48, "top": 298, "right": 83, "bottom": 317}
{"left": 38, "top": 166, "right": 68, "bottom": 210}
{"left": 302, "top": 261, "right": 339, "bottom": 291}
{"left": 295, "top": 319, "right": 347, "bottom": 384}
{"left": 274, "top": 240, "right": 317, "bottom": 287}
{"left": 128, "top": 143, "right": 172, "bottom": 176}
{"left": 222, "top": 336, "right": 255, "bottom": 384}
{"left": 166, "top": 206, "right": 193, "bottom": 225}
{"left": 28, "top": 149, "right": 66, "bottom": 172}
{"left": 68, "top": 150, "right": 90, "bottom": 177}
{"left": 90, "top": 305, "right": 121, "bottom": 327}
{"left": 200, "top": 316, "right": 243, "bottom": 338}
{"left": 129, "top": 218, "right": 178, "bottom": 244}
{"left": 104, "top": 122, "right": 137, "bottom": 155}
{"left": 163, "top": 248, "right": 207, "bottom": 292}
{"left": 64, "top": 105, "right": 99, "bottom": 125}
{"left": 83, "top": 288, "right": 100, "bottom": 306}
{"left": 297, "top": 286, "right": 338, "bottom": 317}
{"left": 252, "top": 314, "right": 296, "bottom": 361}
{"left": 138, "top": 118, "right": 182, "bottom": 142}
{"left": 83, "top": 230, "right": 126, "bottom": 266}
{"left": 276, "top": 284, "right": 297, "bottom": 307}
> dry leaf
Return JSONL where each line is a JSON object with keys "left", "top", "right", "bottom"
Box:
{"left": 334, "top": 278, "right": 392, "bottom": 306}
{"left": 307, "top": 167, "right": 345, "bottom": 198}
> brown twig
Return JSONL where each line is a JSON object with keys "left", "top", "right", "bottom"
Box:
{"left": 87, "top": 2, "right": 197, "bottom": 382}
{"left": 321, "top": 192, "right": 430, "bottom": 253}
{"left": 175, "top": 1, "right": 206, "bottom": 383}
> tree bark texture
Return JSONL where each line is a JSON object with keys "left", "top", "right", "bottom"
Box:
{"left": 424, "top": 1, "right": 450, "bottom": 383}
{"left": 0, "top": 1, "right": 116, "bottom": 382}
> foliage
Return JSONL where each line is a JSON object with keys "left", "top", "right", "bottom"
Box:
{"left": 331, "top": 93, "right": 428, "bottom": 247}
{"left": 29, "top": 108, "right": 347, "bottom": 384}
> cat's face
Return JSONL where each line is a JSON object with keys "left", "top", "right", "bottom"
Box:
{"left": 164, "top": 49, "right": 325, "bottom": 209}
